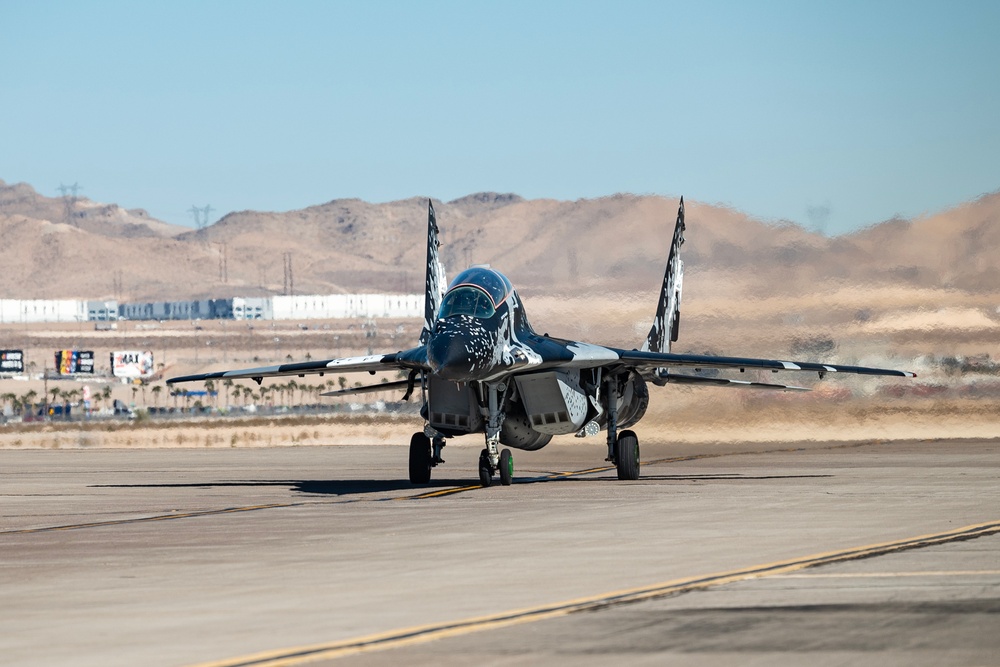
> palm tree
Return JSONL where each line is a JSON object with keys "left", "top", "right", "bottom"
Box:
{"left": 21, "top": 389, "right": 37, "bottom": 417}
{"left": 101, "top": 385, "right": 112, "bottom": 411}
{"left": 151, "top": 385, "right": 163, "bottom": 409}
{"left": 278, "top": 382, "right": 288, "bottom": 407}
{"left": 204, "top": 379, "right": 216, "bottom": 407}
{"left": 222, "top": 378, "right": 233, "bottom": 408}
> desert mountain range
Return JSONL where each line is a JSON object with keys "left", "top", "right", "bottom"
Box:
{"left": 1, "top": 178, "right": 997, "bottom": 303}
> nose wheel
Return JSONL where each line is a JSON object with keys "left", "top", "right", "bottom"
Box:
{"left": 479, "top": 447, "right": 514, "bottom": 487}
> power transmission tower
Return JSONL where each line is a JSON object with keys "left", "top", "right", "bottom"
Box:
{"left": 283, "top": 252, "right": 293, "bottom": 296}
{"left": 58, "top": 182, "right": 82, "bottom": 226}
{"left": 217, "top": 243, "right": 228, "bottom": 283}
{"left": 188, "top": 204, "right": 213, "bottom": 231}
{"left": 188, "top": 205, "right": 203, "bottom": 229}
{"left": 201, "top": 204, "right": 214, "bottom": 226}
{"left": 112, "top": 269, "right": 124, "bottom": 302}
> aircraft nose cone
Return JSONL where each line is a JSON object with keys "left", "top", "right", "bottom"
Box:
{"left": 428, "top": 331, "right": 475, "bottom": 381}
{"left": 427, "top": 322, "right": 493, "bottom": 382}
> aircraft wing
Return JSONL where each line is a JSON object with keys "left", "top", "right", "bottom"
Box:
{"left": 656, "top": 372, "right": 810, "bottom": 391}
{"left": 613, "top": 349, "right": 916, "bottom": 378}
{"left": 166, "top": 347, "right": 430, "bottom": 385}
{"left": 320, "top": 379, "right": 411, "bottom": 397}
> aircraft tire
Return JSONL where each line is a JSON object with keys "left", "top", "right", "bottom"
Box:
{"left": 499, "top": 448, "right": 513, "bottom": 486}
{"left": 409, "top": 432, "right": 432, "bottom": 484}
{"left": 478, "top": 449, "right": 493, "bottom": 488}
{"left": 616, "top": 430, "right": 640, "bottom": 480}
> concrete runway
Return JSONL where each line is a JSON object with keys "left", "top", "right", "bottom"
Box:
{"left": 2, "top": 437, "right": 998, "bottom": 667}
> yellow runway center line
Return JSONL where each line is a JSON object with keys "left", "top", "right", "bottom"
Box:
{"left": 184, "top": 519, "right": 1000, "bottom": 667}
{"left": 773, "top": 570, "right": 1000, "bottom": 578}
{"left": 2, "top": 503, "right": 299, "bottom": 535}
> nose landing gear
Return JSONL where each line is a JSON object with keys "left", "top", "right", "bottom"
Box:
{"left": 479, "top": 447, "right": 514, "bottom": 487}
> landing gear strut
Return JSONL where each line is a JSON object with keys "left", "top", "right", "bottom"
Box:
{"left": 605, "top": 374, "right": 640, "bottom": 480}
{"left": 477, "top": 382, "right": 513, "bottom": 487}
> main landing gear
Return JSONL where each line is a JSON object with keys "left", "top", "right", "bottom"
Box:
{"left": 615, "top": 430, "right": 640, "bottom": 480}
{"left": 605, "top": 375, "right": 640, "bottom": 481}
{"left": 408, "top": 431, "right": 447, "bottom": 484}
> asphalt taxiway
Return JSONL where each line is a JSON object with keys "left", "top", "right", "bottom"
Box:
{"left": 2, "top": 437, "right": 998, "bottom": 666}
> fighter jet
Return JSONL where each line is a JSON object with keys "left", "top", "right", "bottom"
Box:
{"left": 168, "top": 199, "right": 914, "bottom": 486}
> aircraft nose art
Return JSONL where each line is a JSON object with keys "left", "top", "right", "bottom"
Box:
{"left": 427, "top": 319, "right": 496, "bottom": 382}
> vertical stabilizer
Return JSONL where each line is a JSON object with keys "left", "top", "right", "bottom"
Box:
{"left": 642, "top": 197, "right": 685, "bottom": 353}
{"left": 420, "top": 200, "right": 446, "bottom": 344}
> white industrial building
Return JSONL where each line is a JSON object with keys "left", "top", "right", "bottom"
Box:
{"left": 0, "top": 299, "right": 87, "bottom": 323}
{"left": 231, "top": 297, "right": 272, "bottom": 320}
{"left": 0, "top": 294, "right": 422, "bottom": 323}
{"left": 271, "top": 294, "right": 422, "bottom": 320}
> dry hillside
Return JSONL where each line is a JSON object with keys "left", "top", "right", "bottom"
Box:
{"left": 1, "top": 179, "right": 998, "bottom": 311}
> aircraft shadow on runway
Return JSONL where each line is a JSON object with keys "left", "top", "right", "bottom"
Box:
{"left": 93, "top": 473, "right": 832, "bottom": 497}
{"left": 92, "top": 478, "right": 479, "bottom": 497}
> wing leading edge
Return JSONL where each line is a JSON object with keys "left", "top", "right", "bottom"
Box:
{"left": 614, "top": 349, "right": 916, "bottom": 378}
{"left": 166, "top": 348, "right": 429, "bottom": 385}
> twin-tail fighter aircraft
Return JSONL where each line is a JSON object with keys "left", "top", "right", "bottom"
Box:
{"left": 168, "top": 198, "right": 915, "bottom": 487}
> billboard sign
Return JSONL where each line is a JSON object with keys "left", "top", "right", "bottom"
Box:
{"left": 55, "top": 350, "right": 95, "bottom": 375}
{"left": 111, "top": 350, "right": 154, "bottom": 379}
{"left": 0, "top": 350, "right": 24, "bottom": 373}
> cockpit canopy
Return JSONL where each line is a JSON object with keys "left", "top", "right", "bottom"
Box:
{"left": 438, "top": 267, "right": 513, "bottom": 319}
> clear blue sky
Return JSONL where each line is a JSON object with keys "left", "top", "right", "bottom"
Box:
{"left": 2, "top": 0, "right": 998, "bottom": 234}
